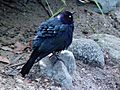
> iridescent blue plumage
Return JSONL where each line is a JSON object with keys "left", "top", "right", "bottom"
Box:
{"left": 20, "top": 11, "right": 74, "bottom": 77}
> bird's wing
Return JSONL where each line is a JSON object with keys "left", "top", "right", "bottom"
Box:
{"left": 35, "top": 24, "right": 74, "bottom": 52}
{"left": 32, "top": 18, "right": 66, "bottom": 49}
{"left": 36, "top": 20, "right": 65, "bottom": 37}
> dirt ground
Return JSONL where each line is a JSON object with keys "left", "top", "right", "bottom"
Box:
{"left": 0, "top": 0, "right": 120, "bottom": 90}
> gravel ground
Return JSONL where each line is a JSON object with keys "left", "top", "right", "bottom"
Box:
{"left": 0, "top": 0, "right": 120, "bottom": 90}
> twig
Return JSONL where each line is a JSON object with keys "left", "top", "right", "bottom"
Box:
{"left": 8, "top": 54, "right": 25, "bottom": 67}
{"left": 21, "top": 0, "right": 51, "bottom": 17}
{"left": 9, "top": 58, "right": 39, "bottom": 68}
{"left": 45, "top": 0, "right": 53, "bottom": 16}
{"left": 9, "top": 62, "right": 26, "bottom": 68}
{"left": 36, "top": 0, "right": 51, "bottom": 17}
{"left": 4, "top": 61, "right": 25, "bottom": 76}
{"left": 14, "top": 54, "right": 24, "bottom": 62}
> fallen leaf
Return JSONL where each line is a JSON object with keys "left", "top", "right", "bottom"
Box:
{"left": 0, "top": 56, "right": 10, "bottom": 64}
{"left": 13, "top": 41, "right": 26, "bottom": 54}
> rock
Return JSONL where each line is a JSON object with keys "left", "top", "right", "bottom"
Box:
{"left": 89, "top": 34, "right": 120, "bottom": 63}
{"left": 52, "top": 61, "right": 73, "bottom": 90}
{"left": 77, "top": 0, "right": 120, "bottom": 13}
{"left": 58, "top": 50, "right": 76, "bottom": 76}
{"left": 68, "top": 38, "right": 105, "bottom": 68}
{"left": 39, "top": 50, "right": 76, "bottom": 89}
{"left": 93, "top": 0, "right": 120, "bottom": 13}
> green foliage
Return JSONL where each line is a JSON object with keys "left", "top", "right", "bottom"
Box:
{"left": 93, "top": 0, "right": 104, "bottom": 16}
{"left": 45, "top": 0, "right": 53, "bottom": 15}
{"left": 50, "top": 0, "right": 67, "bottom": 17}
{"left": 60, "top": 0, "right": 67, "bottom": 6}
{"left": 45, "top": 0, "right": 66, "bottom": 18}
{"left": 50, "top": 7, "right": 64, "bottom": 18}
{"left": 45, "top": 0, "right": 104, "bottom": 17}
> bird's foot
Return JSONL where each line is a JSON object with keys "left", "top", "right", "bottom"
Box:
{"left": 52, "top": 58, "right": 65, "bottom": 66}
{"left": 48, "top": 51, "right": 60, "bottom": 60}
{"left": 48, "top": 51, "right": 65, "bottom": 66}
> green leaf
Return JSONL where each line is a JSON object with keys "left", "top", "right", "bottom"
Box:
{"left": 93, "top": 0, "right": 104, "bottom": 16}
{"left": 50, "top": 6, "right": 64, "bottom": 18}
{"left": 45, "top": 0, "right": 53, "bottom": 16}
{"left": 60, "top": 0, "right": 67, "bottom": 6}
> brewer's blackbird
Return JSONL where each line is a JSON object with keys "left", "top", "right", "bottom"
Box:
{"left": 20, "top": 11, "right": 74, "bottom": 77}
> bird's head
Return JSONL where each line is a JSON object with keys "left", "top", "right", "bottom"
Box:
{"left": 57, "top": 11, "right": 74, "bottom": 24}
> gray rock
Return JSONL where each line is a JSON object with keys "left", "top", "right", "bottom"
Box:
{"left": 52, "top": 61, "right": 73, "bottom": 90}
{"left": 39, "top": 50, "right": 76, "bottom": 89}
{"left": 58, "top": 50, "right": 76, "bottom": 76}
{"left": 89, "top": 34, "right": 120, "bottom": 63}
{"left": 78, "top": 0, "right": 120, "bottom": 13}
{"left": 68, "top": 38, "right": 105, "bottom": 68}
{"left": 93, "top": 0, "right": 120, "bottom": 13}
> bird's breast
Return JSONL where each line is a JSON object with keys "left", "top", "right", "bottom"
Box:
{"left": 59, "top": 26, "right": 73, "bottom": 49}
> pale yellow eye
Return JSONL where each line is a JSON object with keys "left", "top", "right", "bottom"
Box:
{"left": 69, "top": 15, "right": 72, "bottom": 18}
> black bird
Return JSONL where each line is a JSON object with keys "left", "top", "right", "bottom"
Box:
{"left": 20, "top": 11, "right": 74, "bottom": 77}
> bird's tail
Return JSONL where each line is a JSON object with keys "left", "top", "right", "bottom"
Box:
{"left": 20, "top": 50, "right": 40, "bottom": 77}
